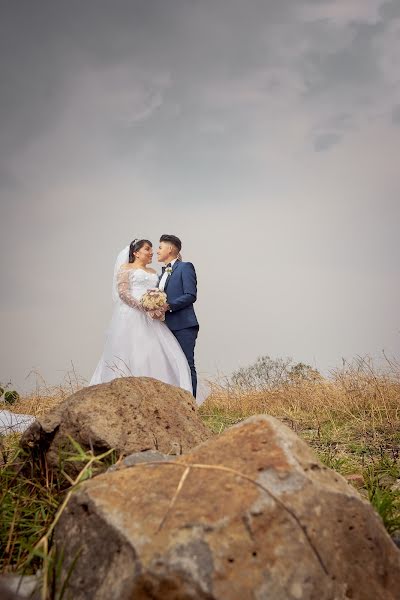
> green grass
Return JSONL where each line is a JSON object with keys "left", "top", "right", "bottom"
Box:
{"left": 0, "top": 436, "right": 116, "bottom": 587}
{"left": 1, "top": 446, "right": 59, "bottom": 574}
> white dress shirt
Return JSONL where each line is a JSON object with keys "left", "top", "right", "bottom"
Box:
{"left": 158, "top": 258, "right": 178, "bottom": 291}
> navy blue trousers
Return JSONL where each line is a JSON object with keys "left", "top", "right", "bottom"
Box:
{"left": 172, "top": 326, "right": 199, "bottom": 397}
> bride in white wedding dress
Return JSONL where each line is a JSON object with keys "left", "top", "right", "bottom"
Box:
{"left": 90, "top": 239, "right": 193, "bottom": 394}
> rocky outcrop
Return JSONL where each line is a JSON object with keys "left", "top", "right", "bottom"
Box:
{"left": 54, "top": 415, "right": 400, "bottom": 599}
{"left": 20, "top": 377, "right": 211, "bottom": 470}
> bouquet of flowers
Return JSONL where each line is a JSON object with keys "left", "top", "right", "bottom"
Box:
{"left": 140, "top": 289, "right": 168, "bottom": 321}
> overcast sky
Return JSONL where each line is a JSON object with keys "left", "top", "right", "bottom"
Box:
{"left": 1, "top": 0, "right": 399, "bottom": 391}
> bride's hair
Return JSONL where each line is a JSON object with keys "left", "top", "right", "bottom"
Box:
{"left": 129, "top": 239, "right": 152, "bottom": 263}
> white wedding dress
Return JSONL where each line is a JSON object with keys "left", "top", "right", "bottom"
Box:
{"left": 90, "top": 268, "right": 192, "bottom": 393}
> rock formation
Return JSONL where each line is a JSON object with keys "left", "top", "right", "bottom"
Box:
{"left": 54, "top": 415, "right": 400, "bottom": 599}
{"left": 21, "top": 377, "right": 211, "bottom": 471}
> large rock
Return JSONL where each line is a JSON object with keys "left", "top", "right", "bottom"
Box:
{"left": 20, "top": 377, "right": 211, "bottom": 469}
{"left": 54, "top": 415, "right": 400, "bottom": 599}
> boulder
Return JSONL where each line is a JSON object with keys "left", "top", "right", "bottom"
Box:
{"left": 20, "top": 377, "right": 211, "bottom": 470}
{"left": 54, "top": 415, "right": 400, "bottom": 599}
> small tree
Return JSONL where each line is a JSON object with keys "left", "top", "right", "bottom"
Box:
{"left": 287, "top": 362, "right": 321, "bottom": 383}
{"left": 230, "top": 355, "right": 321, "bottom": 391}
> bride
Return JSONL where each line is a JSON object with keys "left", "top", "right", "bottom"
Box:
{"left": 89, "top": 239, "right": 193, "bottom": 394}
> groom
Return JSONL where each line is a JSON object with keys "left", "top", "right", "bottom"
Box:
{"left": 157, "top": 234, "right": 199, "bottom": 397}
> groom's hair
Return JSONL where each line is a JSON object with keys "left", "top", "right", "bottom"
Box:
{"left": 160, "top": 234, "right": 182, "bottom": 253}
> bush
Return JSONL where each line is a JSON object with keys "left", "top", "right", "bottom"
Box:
{"left": 230, "top": 355, "right": 321, "bottom": 391}
{"left": 0, "top": 382, "right": 20, "bottom": 405}
{"left": 4, "top": 390, "right": 20, "bottom": 405}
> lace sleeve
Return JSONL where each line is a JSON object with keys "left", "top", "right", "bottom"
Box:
{"left": 117, "top": 269, "right": 143, "bottom": 311}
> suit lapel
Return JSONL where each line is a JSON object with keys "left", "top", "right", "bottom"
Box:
{"left": 163, "top": 261, "right": 179, "bottom": 293}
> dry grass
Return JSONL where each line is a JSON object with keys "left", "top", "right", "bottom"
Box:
{"left": 1, "top": 369, "right": 86, "bottom": 459}
{"left": 199, "top": 356, "right": 400, "bottom": 534}
{"left": 9, "top": 369, "right": 86, "bottom": 418}
{"left": 200, "top": 356, "right": 400, "bottom": 442}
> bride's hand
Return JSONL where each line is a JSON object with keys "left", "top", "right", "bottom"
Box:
{"left": 149, "top": 304, "right": 169, "bottom": 318}
{"left": 148, "top": 309, "right": 164, "bottom": 320}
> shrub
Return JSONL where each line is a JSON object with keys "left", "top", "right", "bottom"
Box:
{"left": 230, "top": 355, "right": 321, "bottom": 391}
{"left": 0, "top": 382, "right": 20, "bottom": 405}
{"left": 4, "top": 390, "right": 20, "bottom": 405}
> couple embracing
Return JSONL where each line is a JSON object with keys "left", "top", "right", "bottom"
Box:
{"left": 90, "top": 235, "right": 199, "bottom": 397}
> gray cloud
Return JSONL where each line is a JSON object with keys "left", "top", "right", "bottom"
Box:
{"left": 313, "top": 132, "right": 342, "bottom": 152}
{"left": 1, "top": 0, "right": 399, "bottom": 389}
{"left": 392, "top": 104, "right": 400, "bottom": 123}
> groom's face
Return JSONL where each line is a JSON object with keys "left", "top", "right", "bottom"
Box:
{"left": 157, "top": 242, "right": 172, "bottom": 263}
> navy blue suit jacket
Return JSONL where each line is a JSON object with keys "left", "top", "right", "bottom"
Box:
{"left": 160, "top": 261, "right": 199, "bottom": 332}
